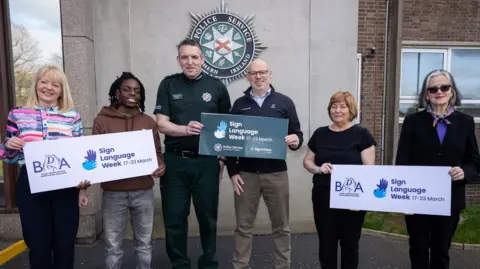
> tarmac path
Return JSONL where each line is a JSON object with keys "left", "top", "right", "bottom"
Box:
{"left": 2, "top": 233, "right": 479, "bottom": 268}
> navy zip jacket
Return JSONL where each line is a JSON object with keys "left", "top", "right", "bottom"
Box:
{"left": 225, "top": 84, "right": 303, "bottom": 177}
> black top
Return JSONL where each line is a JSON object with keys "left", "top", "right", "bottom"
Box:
{"left": 226, "top": 85, "right": 303, "bottom": 176}
{"left": 307, "top": 124, "right": 376, "bottom": 188}
{"left": 395, "top": 109, "right": 480, "bottom": 211}
{"left": 154, "top": 72, "right": 231, "bottom": 151}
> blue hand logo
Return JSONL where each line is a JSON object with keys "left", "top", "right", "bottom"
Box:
{"left": 217, "top": 121, "right": 227, "bottom": 131}
{"left": 214, "top": 121, "right": 227, "bottom": 139}
{"left": 82, "top": 149, "right": 97, "bottom": 170}
{"left": 373, "top": 178, "right": 388, "bottom": 198}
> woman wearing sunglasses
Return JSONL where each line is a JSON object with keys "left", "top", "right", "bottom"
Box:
{"left": 395, "top": 69, "right": 480, "bottom": 269}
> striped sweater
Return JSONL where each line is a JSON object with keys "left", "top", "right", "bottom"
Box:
{"left": 0, "top": 106, "right": 83, "bottom": 164}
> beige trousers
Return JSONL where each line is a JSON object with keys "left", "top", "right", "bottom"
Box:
{"left": 232, "top": 171, "right": 291, "bottom": 269}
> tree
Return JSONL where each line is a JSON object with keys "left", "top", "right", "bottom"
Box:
{"left": 11, "top": 23, "right": 41, "bottom": 106}
{"left": 48, "top": 50, "right": 63, "bottom": 69}
{"left": 11, "top": 23, "right": 40, "bottom": 71}
{"left": 14, "top": 69, "right": 34, "bottom": 106}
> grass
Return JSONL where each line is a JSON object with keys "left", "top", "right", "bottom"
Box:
{"left": 363, "top": 205, "right": 480, "bottom": 244}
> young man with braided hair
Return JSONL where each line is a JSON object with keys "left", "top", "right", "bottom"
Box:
{"left": 92, "top": 72, "right": 166, "bottom": 269}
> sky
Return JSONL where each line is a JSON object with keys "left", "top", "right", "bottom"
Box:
{"left": 8, "top": 0, "right": 62, "bottom": 66}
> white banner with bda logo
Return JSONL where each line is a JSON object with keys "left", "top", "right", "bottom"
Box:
{"left": 330, "top": 165, "right": 452, "bottom": 216}
{"left": 23, "top": 130, "right": 158, "bottom": 193}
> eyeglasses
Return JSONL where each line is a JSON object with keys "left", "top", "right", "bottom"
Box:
{"left": 427, "top": 84, "right": 451, "bottom": 94}
{"left": 247, "top": 70, "right": 269, "bottom": 77}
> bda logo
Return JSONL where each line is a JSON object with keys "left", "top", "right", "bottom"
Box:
{"left": 335, "top": 177, "right": 364, "bottom": 197}
{"left": 374, "top": 178, "right": 388, "bottom": 198}
{"left": 33, "top": 154, "right": 70, "bottom": 177}
{"left": 214, "top": 121, "right": 227, "bottom": 139}
{"left": 82, "top": 149, "right": 97, "bottom": 170}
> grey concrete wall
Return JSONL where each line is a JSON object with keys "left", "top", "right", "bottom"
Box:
{"left": 61, "top": 0, "right": 102, "bottom": 243}
{"left": 92, "top": 0, "right": 359, "bottom": 237}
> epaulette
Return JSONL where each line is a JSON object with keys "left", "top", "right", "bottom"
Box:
{"left": 204, "top": 73, "right": 224, "bottom": 83}
{"left": 163, "top": 73, "right": 182, "bottom": 80}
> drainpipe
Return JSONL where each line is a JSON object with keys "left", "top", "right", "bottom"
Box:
{"left": 380, "top": 0, "right": 390, "bottom": 164}
{"left": 383, "top": 0, "right": 404, "bottom": 164}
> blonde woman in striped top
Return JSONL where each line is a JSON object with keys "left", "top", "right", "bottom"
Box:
{"left": 0, "top": 65, "right": 90, "bottom": 269}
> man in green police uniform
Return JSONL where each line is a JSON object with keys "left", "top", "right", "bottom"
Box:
{"left": 154, "top": 38, "right": 231, "bottom": 269}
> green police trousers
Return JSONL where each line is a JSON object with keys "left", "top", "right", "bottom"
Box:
{"left": 160, "top": 152, "right": 220, "bottom": 269}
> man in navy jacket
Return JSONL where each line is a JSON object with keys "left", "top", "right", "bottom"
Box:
{"left": 226, "top": 59, "right": 303, "bottom": 269}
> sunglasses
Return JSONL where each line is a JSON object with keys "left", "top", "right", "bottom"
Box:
{"left": 427, "top": 84, "right": 451, "bottom": 94}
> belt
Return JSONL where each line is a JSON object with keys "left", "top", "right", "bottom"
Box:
{"left": 167, "top": 149, "right": 199, "bottom": 158}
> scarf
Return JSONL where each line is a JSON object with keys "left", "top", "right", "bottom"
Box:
{"left": 426, "top": 104, "right": 454, "bottom": 127}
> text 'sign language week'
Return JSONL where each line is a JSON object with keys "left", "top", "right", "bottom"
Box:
{"left": 23, "top": 130, "right": 158, "bottom": 193}
{"left": 330, "top": 165, "right": 452, "bottom": 216}
{"left": 199, "top": 113, "right": 289, "bottom": 160}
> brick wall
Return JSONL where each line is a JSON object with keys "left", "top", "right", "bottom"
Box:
{"left": 358, "top": 0, "right": 480, "bottom": 204}
{"left": 467, "top": 183, "right": 480, "bottom": 204}
{"left": 357, "top": 0, "right": 387, "bottom": 162}
{"left": 403, "top": 0, "right": 480, "bottom": 42}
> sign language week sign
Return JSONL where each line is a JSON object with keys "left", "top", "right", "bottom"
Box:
{"left": 23, "top": 130, "right": 158, "bottom": 193}
{"left": 199, "top": 113, "right": 289, "bottom": 160}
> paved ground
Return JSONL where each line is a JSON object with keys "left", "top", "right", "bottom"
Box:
{"left": 0, "top": 241, "right": 14, "bottom": 251}
{"left": 1, "top": 233, "right": 479, "bottom": 269}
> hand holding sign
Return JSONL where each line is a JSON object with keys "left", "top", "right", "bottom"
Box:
{"left": 318, "top": 163, "right": 333, "bottom": 174}
{"left": 76, "top": 179, "right": 91, "bottom": 189}
{"left": 151, "top": 164, "right": 166, "bottom": 178}
{"left": 285, "top": 134, "right": 299, "bottom": 148}
{"left": 5, "top": 137, "right": 25, "bottom": 150}
{"left": 449, "top": 166, "right": 464, "bottom": 181}
{"left": 186, "top": 121, "right": 203, "bottom": 135}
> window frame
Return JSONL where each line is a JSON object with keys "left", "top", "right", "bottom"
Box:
{"left": 399, "top": 47, "right": 480, "bottom": 123}
{"left": 355, "top": 53, "right": 362, "bottom": 124}
{"left": 0, "top": 0, "right": 18, "bottom": 212}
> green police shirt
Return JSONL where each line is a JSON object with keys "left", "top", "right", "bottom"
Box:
{"left": 153, "top": 72, "right": 231, "bottom": 151}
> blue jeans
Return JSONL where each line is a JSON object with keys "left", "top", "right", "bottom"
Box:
{"left": 103, "top": 188, "right": 155, "bottom": 269}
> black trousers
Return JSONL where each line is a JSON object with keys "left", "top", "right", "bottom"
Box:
{"left": 312, "top": 184, "right": 366, "bottom": 269}
{"left": 160, "top": 152, "right": 220, "bottom": 269}
{"left": 16, "top": 166, "right": 80, "bottom": 269}
{"left": 405, "top": 212, "right": 460, "bottom": 269}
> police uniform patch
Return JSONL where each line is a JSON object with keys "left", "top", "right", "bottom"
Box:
{"left": 202, "top": 92, "right": 212, "bottom": 102}
{"left": 172, "top": 94, "right": 183, "bottom": 100}
{"left": 187, "top": 0, "right": 267, "bottom": 85}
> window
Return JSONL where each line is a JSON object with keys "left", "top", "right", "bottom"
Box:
{"left": 0, "top": 0, "right": 63, "bottom": 211}
{"left": 9, "top": 0, "right": 64, "bottom": 107}
{"left": 399, "top": 48, "right": 480, "bottom": 120}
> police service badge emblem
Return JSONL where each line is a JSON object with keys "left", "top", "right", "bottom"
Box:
{"left": 187, "top": 0, "right": 267, "bottom": 85}
{"left": 202, "top": 92, "right": 212, "bottom": 102}
{"left": 214, "top": 143, "right": 223, "bottom": 152}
